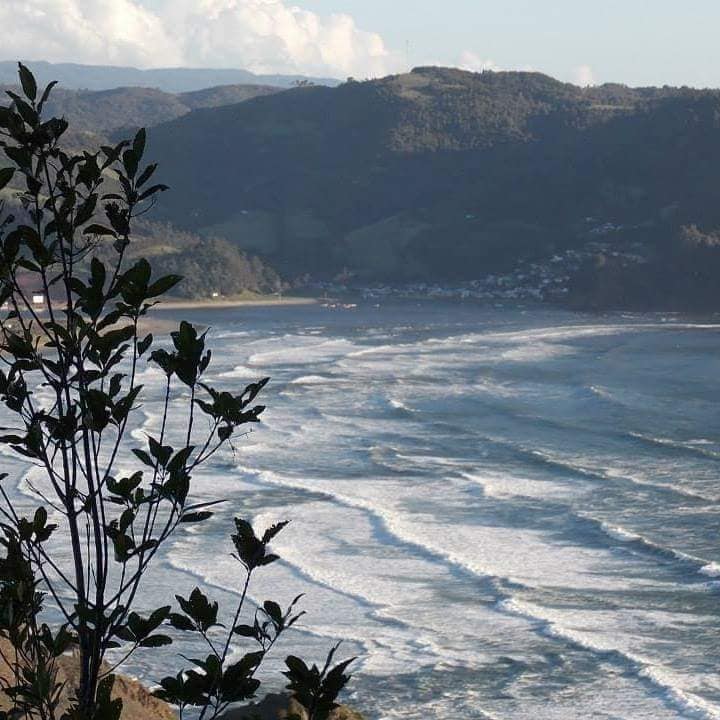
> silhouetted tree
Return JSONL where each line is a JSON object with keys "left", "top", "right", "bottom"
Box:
{"left": 0, "top": 63, "right": 351, "bottom": 720}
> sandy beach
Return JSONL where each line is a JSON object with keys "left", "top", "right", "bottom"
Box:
{"left": 135, "top": 295, "right": 317, "bottom": 334}
{"left": 152, "top": 295, "right": 317, "bottom": 312}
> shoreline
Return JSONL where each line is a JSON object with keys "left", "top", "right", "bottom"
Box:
{"left": 153, "top": 295, "right": 317, "bottom": 311}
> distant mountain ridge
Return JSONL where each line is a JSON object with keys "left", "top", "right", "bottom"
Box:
{"left": 0, "top": 60, "right": 339, "bottom": 92}
{"left": 0, "top": 82, "right": 284, "bottom": 147}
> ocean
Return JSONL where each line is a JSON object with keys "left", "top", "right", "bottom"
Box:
{"left": 6, "top": 302, "right": 720, "bottom": 719}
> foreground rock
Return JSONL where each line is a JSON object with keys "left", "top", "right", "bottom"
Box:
{"left": 0, "top": 640, "right": 362, "bottom": 720}
{"left": 221, "top": 693, "right": 364, "bottom": 720}
{"left": 0, "top": 638, "right": 174, "bottom": 720}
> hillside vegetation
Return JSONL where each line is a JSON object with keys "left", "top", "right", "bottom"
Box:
{"left": 0, "top": 74, "right": 285, "bottom": 299}
{"left": 109, "top": 221, "right": 281, "bottom": 299}
{"left": 144, "top": 67, "right": 720, "bottom": 305}
{"left": 6, "top": 64, "right": 720, "bottom": 307}
{"left": 0, "top": 83, "right": 283, "bottom": 148}
{"left": 0, "top": 186, "right": 280, "bottom": 299}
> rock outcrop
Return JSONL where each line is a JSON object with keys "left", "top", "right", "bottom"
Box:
{"left": 0, "top": 638, "right": 174, "bottom": 720}
{"left": 221, "top": 693, "right": 364, "bottom": 720}
{"left": 0, "top": 640, "right": 362, "bottom": 720}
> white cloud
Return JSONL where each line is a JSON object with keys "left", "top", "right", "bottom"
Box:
{"left": 0, "top": 0, "right": 181, "bottom": 68}
{"left": 0, "top": 0, "right": 401, "bottom": 78}
{"left": 458, "top": 50, "right": 500, "bottom": 73}
{"left": 573, "top": 64, "right": 596, "bottom": 87}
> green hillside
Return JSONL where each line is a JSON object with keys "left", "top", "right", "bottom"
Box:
{"left": 5, "top": 64, "right": 720, "bottom": 308}
{"left": 145, "top": 67, "right": 720, "bottom": 298}
{"left": 94, "top": 220, "right": 282, "bottom": 299}
{"left": 1, "top": 83, "right": 283, "bottom": 148}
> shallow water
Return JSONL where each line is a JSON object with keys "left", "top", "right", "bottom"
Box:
{"left": 5, "top": 302, "right": 720, "bottom": 719}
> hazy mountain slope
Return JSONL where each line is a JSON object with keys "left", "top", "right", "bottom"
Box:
{"left": 0, "top": 84, "right": 283, "bottom": 146}
{"left": 0, "top": 183, "right": 281, "bottom": 300}
{"left": 179, "top": 85, "right": 282, "bottom": 109}
{"left": 0, "top": 60, "right": 338, "bottom": 92}
{"left": 146, "top": 66, "right": 720, "bottom": 281}
{"left": 0, "top": 71, "right": 287, "bottom": 298}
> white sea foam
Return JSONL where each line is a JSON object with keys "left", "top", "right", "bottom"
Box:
{"left": 595, "top": 520, "right": 720, "bottom": 579}
{"left": 472, "top": 377, "right": 523, "bottom": 398}
{"left": 238, "top": 460, "right": 720, "bottom": 717}
{"left": 211, "top": 330, "right": 252, "bottom": 340}
{"left": 388, "top": 398, "right": 415, "bottom": 413}
{"left": 588, "top": 384, "right": 615, "bottom": 401}
{"left": 600, "top": 522, "right": 644, "bottom": 543}
{"left": 461, "top": 471, "right": 586, "bottom": 501}
{"left": 630, "top": 432, "right": 720, "bottom": 459}
{"left": 394, "top": 452, "right": 469, "bottom": 468}
{"left": 639, "top": 666, "right": 720, "bottom": 720}
{"left": 498, "top": 598, "right": 720, "bottom": 720}
{"left": 289, "top": 374, "right": 335, "bottom": 386}
{"left": 603, "top": 465, "right": 720, "bottom": 503}
{"left": 17, "top": 465, "right": 52, "bottom": 503}
{"left": 218, "top": 364, "right": 263, "bottom": 380}
{"left": 499, "top": 341, "right": 575, "bottom": 362}
{"left": 239, "top": 467, "right": 674, "bottom": 593}
{"left": 529, "top": 448, "right": 720, "bottom": 503}
{"left": 5, "top": 309, "right": 719, "bottom": 719}
{"left": 342, "top": 324, "right": 720, "bottom": 394}
{"left": 248, "top": 337, "right": 358, "bottom": 367}
{"left": 700, "top": 563, "right": 720, "bottom": 578}
{"left": 357, "top": 322, "right": 690, "bottom": 359}
{"left": 167, "top": 513, "right": 444, "bottom": 676}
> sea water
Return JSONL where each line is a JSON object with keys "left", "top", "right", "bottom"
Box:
{"left": 5, "top": 303, "right": 720, "bottom": 719}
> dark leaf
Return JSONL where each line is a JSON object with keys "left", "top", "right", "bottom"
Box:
{"left": 179, "top": 512, "right": 213, "bottom": 524}
{"left": 147, "top": 274, "right": 182, "bottom": 298}
{"left": 139, "top": 634, "right": 172, "bottom": 648}
{"left": 132, "top": 448, "right": 154, "bottom": 467}
{"left": 0, "top": 167, "right": 14, "bottom": 191}
{"left": 169, "top": 613, "right": 195, "bottom": 632}
{"left": 137, "top": 333, "right": 153, "bottom": 356}
{"left": 83, "top": 224, "right": 116, "bottom": 237}
{"left": 18, "top": 63, "right": 37, "bottom": 101}
{"left": 262, "top": 520, "right": 290, "bottom": 544}
{"left": 233, "top": 624, "right": 258, "bottom": 638}
{"left": 38, "top": 81, "right": 58, "bottom": 112}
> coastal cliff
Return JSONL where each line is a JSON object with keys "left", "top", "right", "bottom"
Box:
{"left": 0, "top": 638, "right": 174, "bottom": 720}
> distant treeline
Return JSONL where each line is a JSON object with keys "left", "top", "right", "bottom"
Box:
{"left": 0, "top": 189, "right": 279, "bottom": 299}
{"left": 568, "top": 225, "right": 720, "bottom": 311}
{"left": 93, "top": 220, "right": 281, "bottom": 299}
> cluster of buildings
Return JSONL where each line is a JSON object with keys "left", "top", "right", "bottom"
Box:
{"left": 307, "top": 241, "right": 636, "bottom": 304}
{"left": 306, "top": 236, "right": 649, "bottom": 305}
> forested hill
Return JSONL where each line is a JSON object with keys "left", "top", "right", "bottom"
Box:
{"left": 0, "top": 78, "right": 285, "bottom": 300}
{"left": 0, "top": 83, "right": 283, "bottom": 148}
{"left": 146, "top": 66, "right": 720, "bottom": 301}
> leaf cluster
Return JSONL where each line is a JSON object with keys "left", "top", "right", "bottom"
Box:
{"left": 0, "top": 63, "right": 354, "bottom": 720}
{"left": 284, "top": 644, "right": 355, "bottom": 720}
{"left": 157, "top": 519, "right": 310, "bottom": 719}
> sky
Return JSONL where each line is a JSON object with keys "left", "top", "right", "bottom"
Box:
{"left": 1, "top": 0, "right": 718, "bottom": 87}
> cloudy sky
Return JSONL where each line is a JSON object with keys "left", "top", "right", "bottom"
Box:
{"left": 1, "top": 0, "right": 718, "bottom": 86}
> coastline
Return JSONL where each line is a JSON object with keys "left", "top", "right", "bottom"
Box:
{"left": 153, "top": 295, "right": 317, "bottom": 311}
